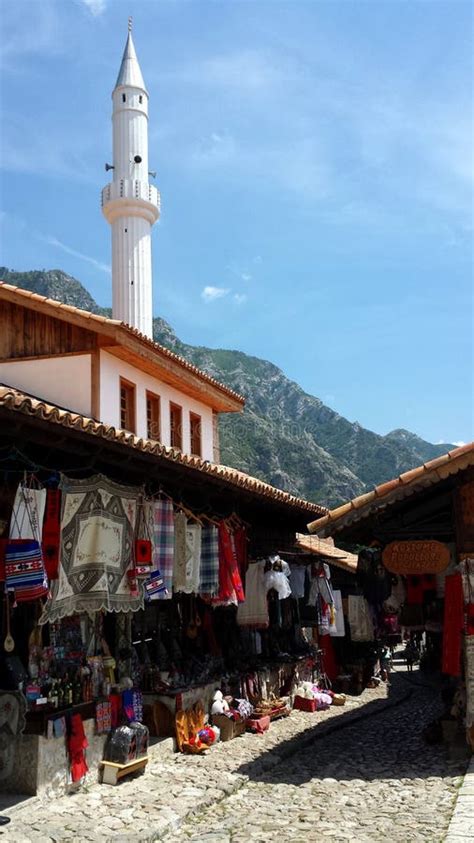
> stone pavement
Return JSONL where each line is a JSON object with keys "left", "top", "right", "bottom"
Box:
{"left": 1, "top": 669, "right": 470, "bottom": 842}
{"left": 168, "top": 670, "right": 468, "bottom": 843}
{"left": 445, "top": 756, "right": 474, "bottom": 841}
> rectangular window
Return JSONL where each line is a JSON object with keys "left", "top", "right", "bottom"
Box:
{"left": 169, "top": 402, "right": 183, "bottom": 450}
{"left": 120, "top": 378, "right": 136, "bottom": 433}
{"left": 146, "top": 391, "right": 161, "bottom": 441}
{"left": 189, "top": 412, "right": 202, "bottom": 457}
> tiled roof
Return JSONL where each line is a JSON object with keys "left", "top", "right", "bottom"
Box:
{"left": 0, "top": 283, "right": 245, "bottom": 408}
{"left": 0, "top": 385, "right": 327, "bottom": 516}
{"left": 307, "top": 442, "right": 474, "bottom": 536}
{"left": 295, "top": 533, "right": 358, "bottom": 573}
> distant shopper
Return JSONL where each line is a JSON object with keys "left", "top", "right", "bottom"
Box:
{"left": 404, "top": 639, "right": 420, "bottom": 672}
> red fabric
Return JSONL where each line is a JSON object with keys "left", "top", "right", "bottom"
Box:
{"left": 42, "top": 489, "right": 61, "bottom": 580}
{"left": 215, "top": 524, "right": 245, "bottom": 602}
{"left": 406, "top": 576, "right": 425, "bottom": 605}
{"left": 233, "top": 527, "right": 248, "bottom": 578}
{"left": 217, "top": 523, "right": 235, "bottom": 600}
{"left": 442, "top": 573, "right": 464, "bottom": 676}
{"left": 318, "top": 634, "right": 339, "bottom": 682}
{"left": 108, "top": 693, "right": 122, "bottom": 729}
{"left": 68, "top": 713, "right": 89, "bottom": 782}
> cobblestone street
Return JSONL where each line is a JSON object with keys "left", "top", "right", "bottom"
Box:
{"left": 170, "top": 671, "right": 467, "bottom": 843}
{"left": 2, "top": 669, "right": 470, "bottom": 842}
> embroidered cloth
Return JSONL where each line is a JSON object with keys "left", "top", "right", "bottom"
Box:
{"left": 40, "top": 474, "right": 142, "bottom": 624}
{"left": 237, "top": 561, "right": 269, "bottom": 628}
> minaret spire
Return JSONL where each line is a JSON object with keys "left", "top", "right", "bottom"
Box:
{"left": 102, "top": 24, "right": 160, "bottom": 338}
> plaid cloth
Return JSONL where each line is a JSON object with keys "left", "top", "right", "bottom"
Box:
{"left": 151, "top": 499, "right": 175, "bottom": 598}
{"left": 199, "top": 525, "right": 220, "bottom": 596}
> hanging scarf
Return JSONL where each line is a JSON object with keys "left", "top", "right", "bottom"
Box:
{"left": 151, "top": 499, "right": 175, "bottom": 597}
{"left": 42, "top": 488, "right": 61, "bottom": 580}
{"left": 442, "top": 573, "right": 464, "bottom": 677}
{"left": 198, "top": 525, "right": 220, "bottom": 596}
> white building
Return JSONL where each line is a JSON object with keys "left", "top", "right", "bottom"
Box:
{"left": 0, "top": 26, "right": 244, "bottom": 461}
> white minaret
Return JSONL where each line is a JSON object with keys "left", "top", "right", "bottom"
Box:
{"left": 102, "top": 20, "right": 160, "bottom": 338}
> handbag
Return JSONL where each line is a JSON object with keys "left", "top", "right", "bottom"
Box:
{"left": 5, "top": 481, "right": 48, "bottom": 601}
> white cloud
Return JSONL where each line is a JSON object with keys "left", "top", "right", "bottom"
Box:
{"left": 241, "top": 273, "right": 252, "bottom": 282}
{"left": 233, "top": 293, "right": 248, "bottom": 306}
{"left": 80, "top": 0, "right": 107, "bottom": 16}
{"left": 44, "top": 236, "right": 110, "bottom": 274}
{"left": 201, "top": 286, "right": 230, "bottom": 303}
{"left": 452, "top": 440, "right": 467, "bottom": 447}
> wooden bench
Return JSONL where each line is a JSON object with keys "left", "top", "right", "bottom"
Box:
{"left": 101, "top": 755, "right": 149, "bottom": 785}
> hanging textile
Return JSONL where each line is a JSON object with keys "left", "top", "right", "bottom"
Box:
{"left": 442, "top": 573, "right": 464, "bottom": 677}
{"left": 329, "top": 589, "right": 345, "bottom": 637}
{"left": 39, "top": 474, "right": 142, "bottom": 624}
{"left": 289, "top": 564, "right": 306, "bottom": 599}
{"left": 6, "top": 482, "right": 48, "bottom": 602}
{"left": 217, "top": 522, "right": 236, "bottom": 600}
{"left": 307, "top": 563, "right": 334, "bottom": 607}
{"left": 182, "top": 523, "right": 202, "bottom": 594}
{"left": 9, "top": 483, "right": 46, "bottom": 541}
{"left": 173, "top": 512, "right": 192, "bottom": 593}
{"left": 215, "top": 523, "right": 245, "bottom": 603}
{"left": 319, "top": 634, "right": 339, "bottom": 682}
{"left": 348, "top": 595, "right": 374, "bottom": 642}
{"left": 237, "top": 561, "right": 269, "bottom": 628}
{"left": 68, "top": 713, "right": 89, "bottom": 783}
{"left": 233, "top": 527, "right": 248, "bottom": 579}
{"left": 198, "top": 525, "right": 220, "bottom": 596}
{"left": 42, "top": 488, "right": 62, "bottom": 580}
{"left": 150, "top": 499, "right": 175, "bottom": 597}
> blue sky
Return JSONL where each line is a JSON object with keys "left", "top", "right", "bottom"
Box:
{"left": 0, "top": 0, "right": 472, "bottom": 446}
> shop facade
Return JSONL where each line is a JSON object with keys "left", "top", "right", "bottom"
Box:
{"left": 0, "top": 384, "right": 345, "bottom": 796}
{"left": 308, "top": 442, "right": 474, "bottom": 751}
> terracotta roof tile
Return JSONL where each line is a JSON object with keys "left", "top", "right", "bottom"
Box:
{"left": 308, "top": 441, "right": 474, "bottom": 535}
{"left": 0, "top": 385, "right": 326, "bottom": 517}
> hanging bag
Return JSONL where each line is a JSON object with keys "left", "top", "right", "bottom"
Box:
{"left": 131, "top": 496, "right": 153, "bottom": 577}
{"left": 5, "top": 481, "right": 48, "bottom": 602}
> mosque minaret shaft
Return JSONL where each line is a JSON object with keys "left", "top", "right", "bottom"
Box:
{"left": 102, "top": 21, "right": 160, "bottom": 338}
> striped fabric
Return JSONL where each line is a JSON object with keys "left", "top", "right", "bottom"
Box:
{"left": 151, "top": 499, "right": 175, "bottom": 598}
{"left": 199, "top": 525, "right": 220, "bottom": 596}
{"left": 5, "top": 539, "right": 45, "bottom": 590}
{"left": 145, "top": 569, "right": 168, "bottom": 601}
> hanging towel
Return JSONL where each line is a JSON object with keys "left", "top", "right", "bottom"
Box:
{"left": 199, "top": 525, "right": 220, "bottom": 595}
{"left": 237, "top": 561, "right": 269, "bottom": 628}
{"left": 442, "top": 573, "right": 464, "bottom": 677}
{"left": 289, "top": 565, "right": 306, "bottom": 599}
{"left": 183, "top": 523, "right": 202, "bottom": 594}
{"left": 173, "top": 513, "right": 192, "bottom": 592}
{"left": 348, "top": 595, "right": 374, "bottom": 642}
{"left": 151, "top": 499, "right": 175, "bottom": 597}
{"left": 329, "top": 589, "right": 345, "bottom": 637}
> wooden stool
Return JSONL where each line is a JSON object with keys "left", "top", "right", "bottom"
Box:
{"left": 101, "top": 755, "right": 149, "bottom": 785}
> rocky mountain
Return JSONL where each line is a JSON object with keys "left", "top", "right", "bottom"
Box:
{"left": 0, "top": 268, "right": 454, "bottom": 507}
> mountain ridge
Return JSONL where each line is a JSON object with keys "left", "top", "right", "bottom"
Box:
{"left": 0, "top": 267, "right": 455, "bottom": 506}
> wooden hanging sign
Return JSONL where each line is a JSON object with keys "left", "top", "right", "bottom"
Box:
{"left": 382, "top": 540, "right": 451, "bottom": 574}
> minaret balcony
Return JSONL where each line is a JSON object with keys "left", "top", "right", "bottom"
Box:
{"left": 101, "top": 179, "right": 160, "bottom": 225}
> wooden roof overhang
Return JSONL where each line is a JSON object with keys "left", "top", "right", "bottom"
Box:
{"left": 0, "top": 283, "right": 244, "bottom": 413}
{"left": 0, "top": 386, "right": 326, "bottom": 530}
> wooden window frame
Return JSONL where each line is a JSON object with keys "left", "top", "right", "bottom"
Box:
{"left": 119, "top": 377, "right": 136, "bottom": 433}
{"left": 189, "top": 411, "right": 202, "bottom": 458}
{"left": 169, "top": 402, "right": 183, "bottom": 451}
{"left": 146, "top": 391, "right": 161, "bottom": 441}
